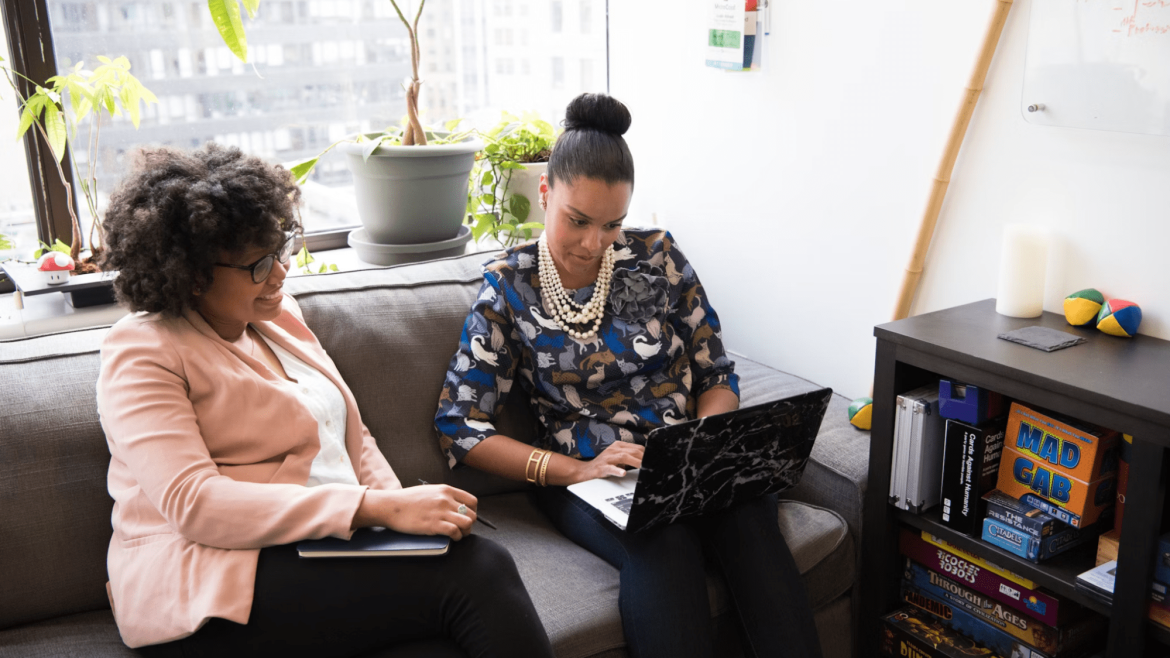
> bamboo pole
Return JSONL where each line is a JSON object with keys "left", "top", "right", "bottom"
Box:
{"left": 892, "top": 0, "right": 1013, "bottom": 322}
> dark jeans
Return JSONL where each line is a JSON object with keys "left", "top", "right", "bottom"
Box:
{"left": 535, "top": 487, "right": 823, "bottom": 658}
{"left": 138, "top": 535, "right": 554, "bottom": 658}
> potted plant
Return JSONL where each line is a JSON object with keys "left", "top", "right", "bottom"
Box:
{"left": 0, "top": 54, "right": 157, "bottom": 305}
{"left": 467, "top": 111, "right": 558, "bottom": 247}
{"left": 287, "top": 0, "right": 483, "bottom": 260}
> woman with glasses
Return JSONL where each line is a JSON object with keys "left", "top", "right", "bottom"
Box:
{"left": 96, "top": 143, "right": 554, "bottom": 657}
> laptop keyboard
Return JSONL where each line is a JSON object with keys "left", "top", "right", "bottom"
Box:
{"left": 606, "top": 492, "right": 635, "bottom": 514}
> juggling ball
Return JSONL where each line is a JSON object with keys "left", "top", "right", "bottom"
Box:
{"left": 848, "top": 397, "right": 873, "bottom": 431}
{"left": 1063, "top": 288, "right": 1105, "bottom": 327}
{"left": 1097, "top": 299, "right": 1142, "bottom": 338}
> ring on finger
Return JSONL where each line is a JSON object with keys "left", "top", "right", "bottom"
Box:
{"left": 457, "top": 504, "right": 469, "bottom": 515}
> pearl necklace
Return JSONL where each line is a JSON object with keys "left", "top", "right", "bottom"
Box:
{"left": 537, "top": 233, "right": 615, "bottom": 340}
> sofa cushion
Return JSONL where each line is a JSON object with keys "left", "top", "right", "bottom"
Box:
{"left": 474, "top": 492, "right": 853, "bottom": 658}
{"left": 470, "top": 493, "right": 625, "bottom": 658}
{"left": 286, "top": 252, "right": 537, "bottom": 498}
{"left": 777, "top": 500, "right": 855, "bottom": 609}
{"left": 0, "top": 329, "right": 115, "bottom": 631}
{"left": 0, "top": 610, "right": 135, "bottom": 658}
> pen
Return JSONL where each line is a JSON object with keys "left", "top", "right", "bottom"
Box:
{"left": 417, "top": 479, "right": 498, "bottom": 529}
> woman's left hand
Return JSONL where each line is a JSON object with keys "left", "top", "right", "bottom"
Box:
{"left": 353, "top": 485, "right": 478, "bottom": 540}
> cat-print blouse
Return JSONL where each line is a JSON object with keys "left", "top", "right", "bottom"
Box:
{"left": 435, "top": 228, "right": 738, "bottom": 466}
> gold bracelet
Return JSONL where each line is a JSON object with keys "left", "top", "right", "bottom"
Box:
{"left": 538, "top": 450, "right": 553, "bottom": 487}
{"left": 525, "top": 449, "right": 544, "bottom": 484}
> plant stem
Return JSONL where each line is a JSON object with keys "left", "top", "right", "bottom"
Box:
{"left": 31, "top": 119, "right": 83, "bottom": 260}
{"left": 387, "top": 0, "right": 427, "bottom": 146}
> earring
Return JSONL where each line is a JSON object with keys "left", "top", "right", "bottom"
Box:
{"left": 539, "top": 198, "right": 548, "bottom": 210}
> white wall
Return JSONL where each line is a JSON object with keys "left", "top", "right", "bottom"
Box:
{"left": 609, "top": 0, "right": 1170, "bottom": 400}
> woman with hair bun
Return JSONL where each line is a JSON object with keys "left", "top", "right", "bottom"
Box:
{"left": 436, "top": 93, "right": 823, "bottom": 657}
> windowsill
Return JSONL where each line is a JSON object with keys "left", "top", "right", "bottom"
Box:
{"left": 0, "top": 242, "right": 503, "bottom": 340}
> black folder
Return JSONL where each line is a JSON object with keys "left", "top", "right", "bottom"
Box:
{"left": 297, "top": 527, "right": 450, "bottom": 558}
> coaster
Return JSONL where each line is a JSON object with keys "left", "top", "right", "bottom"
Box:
{"left": 997, "top": 326, "right": 1087, "bottom": 352}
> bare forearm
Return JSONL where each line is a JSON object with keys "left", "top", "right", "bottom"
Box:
{"left": 463, "top": 434, "right": 589, "bottom": 486}
{"left": 697, "top": 387, "right": 739, "bottom": 418}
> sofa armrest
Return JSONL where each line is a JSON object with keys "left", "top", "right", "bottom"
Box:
{"left": 732, "top": 353, "right": 870, "bottom": 551}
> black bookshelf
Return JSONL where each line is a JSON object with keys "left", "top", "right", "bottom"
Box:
{"left": 857, "top": 299, "right": 1170, "bottom": 658}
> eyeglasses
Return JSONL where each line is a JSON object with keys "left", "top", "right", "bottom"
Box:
{"left": 215, "top": 234, "right": 296, "bottom": 284}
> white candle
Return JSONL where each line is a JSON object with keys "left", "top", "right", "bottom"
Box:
{"left": 996, "top": 224, "right": 1049, "bottom": 318}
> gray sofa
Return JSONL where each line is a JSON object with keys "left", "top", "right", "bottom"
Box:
{"left": 0, "top": 251, "right": 870, "bottom": 658}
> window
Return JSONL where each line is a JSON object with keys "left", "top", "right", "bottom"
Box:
{"left": 9, "top": 0, "right": 608, "bottom": 247}
{"left": 550, "top": 0, "right": 562, "bottom": 33}
{"left": 552, "top": 56, "right": 564, "bottom": 88}
{"left": 0, "top": 29, "right": 36, "bottom": 266}
{"left": 580, "top": 0, "right": 591, "bottom": 34}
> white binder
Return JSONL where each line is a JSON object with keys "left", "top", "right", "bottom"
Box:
{"left": 888, "top": 384, "right": 946, "bottom": 514}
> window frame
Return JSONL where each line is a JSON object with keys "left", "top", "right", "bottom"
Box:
{"left": 2, "top": 0, "right": 75, "bottom": 248}
{"left": 3, "top": 0, "right": 612, "bottom": 256}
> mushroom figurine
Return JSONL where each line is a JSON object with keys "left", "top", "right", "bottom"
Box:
{"left": 37, "top": 251, "right": 76, "bottom": 285}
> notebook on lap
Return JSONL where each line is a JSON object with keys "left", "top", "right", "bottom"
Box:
{"left": 568, "top": 387, "right": 833, "bottom": 534}
{"left": 297, "top": 526, "right": 450, "bottom": 558}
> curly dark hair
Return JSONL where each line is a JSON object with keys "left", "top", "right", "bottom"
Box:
{"left": 100, "top": 143, "right": 302, "bottom": 317}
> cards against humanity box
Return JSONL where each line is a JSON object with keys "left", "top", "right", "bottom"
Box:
{"left": 940, "top": 416, "right": 1006, "bottom": 536}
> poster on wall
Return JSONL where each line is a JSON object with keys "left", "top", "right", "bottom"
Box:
{"left": 705, "top": 1, "right": 746, "bottom": 70}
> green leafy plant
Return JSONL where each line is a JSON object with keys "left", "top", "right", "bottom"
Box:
{"left": 295, "top": 244, "right": 339, "bottom": 275}
{"left": 0, "top": 233, "right": 13, "bottom": 252}
{"left": 467, "top": 112, "right": 558, "bottom": 246}
{"left": 33, "top": 239, "right": 73, "bottom": 259}
{"left": 1, "top": 54, "right": 157, "bottom": 265}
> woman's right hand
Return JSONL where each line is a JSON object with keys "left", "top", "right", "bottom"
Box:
{"left": 355, "top": 485, "right": 478, "bottom": 540}
{"left": 572, "top": 440, "right": 645, "bottom": 483}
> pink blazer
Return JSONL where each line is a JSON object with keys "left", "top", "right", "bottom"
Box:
{"left": 97, "top": 295, "right": 400, "bottom": 648}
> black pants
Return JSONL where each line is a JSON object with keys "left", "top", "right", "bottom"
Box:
{"left": 138, "top": 535, "right": 554, "bottom": 658}
{"left": 535, "top": 489, "right": 823, "bottom": 658}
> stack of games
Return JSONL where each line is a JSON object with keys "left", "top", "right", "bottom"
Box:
{"left": 895, "top": 530, "right": 1105, "bottom": 657}
{"left": 981, "top": 490, "right": 1101, "bottom": 563}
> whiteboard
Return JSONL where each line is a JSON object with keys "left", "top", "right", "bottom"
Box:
{"left": 1022, "top": 0, "right": 1170, "bottom": 136}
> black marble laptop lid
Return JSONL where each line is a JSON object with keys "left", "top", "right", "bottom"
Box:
{"left": 626, "top": 387, "right": 833, "bottom": 534}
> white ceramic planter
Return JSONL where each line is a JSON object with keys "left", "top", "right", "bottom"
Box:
{"left": 340, "top": 136, "right": 484, "bottom": 245}
{"left": 506, "top": 161, "right": 546, "bottom": 230}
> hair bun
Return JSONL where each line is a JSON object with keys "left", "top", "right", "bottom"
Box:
{"left": 563, "top": 93, "right": 631, "bottom": 136}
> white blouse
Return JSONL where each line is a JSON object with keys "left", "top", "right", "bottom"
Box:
{"left": 257, "top": 331, "right": 360, "bottom": 488}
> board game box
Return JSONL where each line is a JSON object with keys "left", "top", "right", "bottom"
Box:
{"left": 940, "top": 417, "right": 1006, "bottom": 536}
{"left": 903, "top": 558, "right": 1104, "bottom": 656}
{"left": 981, "top": 492, "right": 1102, "bottom": 562}
{"left": 881, "top": 606, "right": 1001, "bottom": 658}
{"left": 996, "top": 403, "right": 1118, "bottom": 529}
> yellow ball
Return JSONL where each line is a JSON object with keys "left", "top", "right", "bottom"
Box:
{"left": 848, "top": 397, "right": 873, "bottom": 431}
{"left": 1063, "top": 288, "right": 1105, "bottom": 326}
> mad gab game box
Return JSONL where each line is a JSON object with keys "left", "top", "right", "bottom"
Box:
{"left": 996, "top": 403, "right": 1120, "bottom": 529}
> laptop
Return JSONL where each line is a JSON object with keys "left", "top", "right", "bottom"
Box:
{"left": 568, "top": 387, "right": 832, "bottom": 534}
